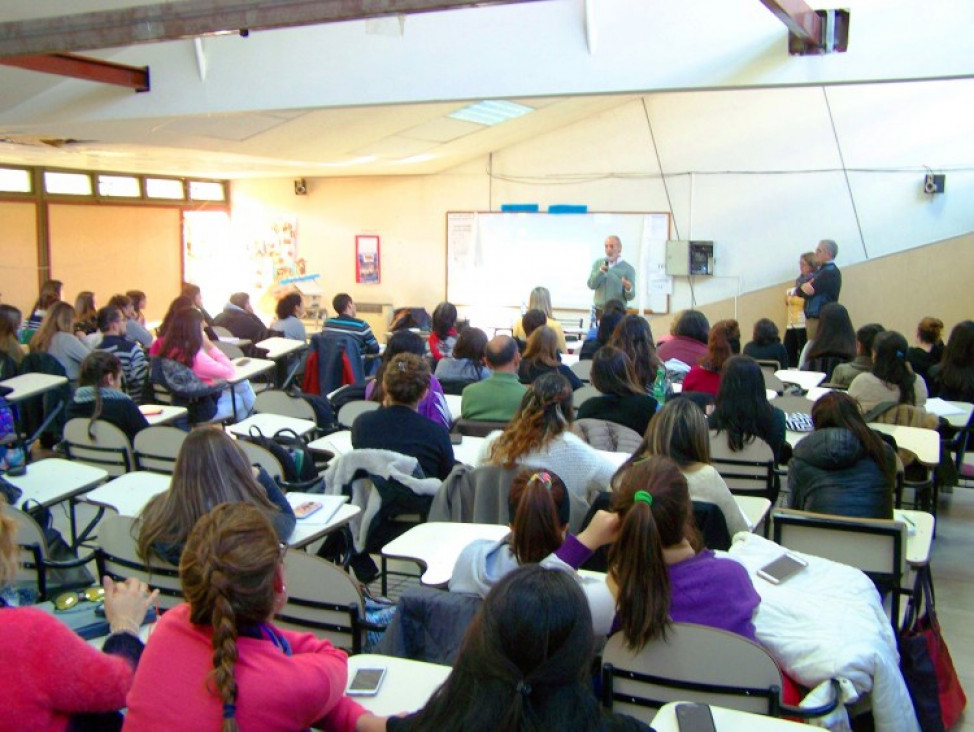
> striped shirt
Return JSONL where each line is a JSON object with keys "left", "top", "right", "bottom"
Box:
{"left": 322, "top": 316, "right": 380, "bottom": 354}
{"left": 96, "top": 334, "right": 148, "bottom": 404}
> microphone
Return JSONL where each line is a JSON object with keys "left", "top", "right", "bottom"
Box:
{"left": 604, "top": 259, "right": 610, "bottom": 268}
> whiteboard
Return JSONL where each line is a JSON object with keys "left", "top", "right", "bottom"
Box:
{"left": 447, "top": 212, "right": 671, "bottom": 313}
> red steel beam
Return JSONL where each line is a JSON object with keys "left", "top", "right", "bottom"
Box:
{"left": 758, "top": 0, "right": 822, "bottom": 45}
{"left": 0, "top": 53, "right": 149, "bottom": 91}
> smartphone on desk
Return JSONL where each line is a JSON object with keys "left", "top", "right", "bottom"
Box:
{"left": 347, "top": 666, "right": 387, "bottom": 696}
{"left": 675, "top": 703, "right": 716, "bottom": 732}
{"left": 450, "top": 433, "right": 463, "bottom": 445}
{"left": 757, "top": 552, "right": 808, "bottom": 585}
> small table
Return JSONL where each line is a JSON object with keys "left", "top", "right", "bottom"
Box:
{"left": 285, "top": 492, "right": 359, "bottom": 550}
{"left": 652, "top": 702, "right": 806, "bottom": 730}
{"left": 255, "top": 336, "right": 308, "bottom": 387}
{"left": 736, "top": 495, "right": 772, "bottom": 532}
{"left": 228, "top": 413, "right": 318, "bottom": 440}
{"left": 775, "top": 369, "right": 826, "bottom": 392}
{"left": 229, "top": 357, "right": 275, "bottom": 384}
{"left": 308, "top": 429, "right": 352, "bottom": 457}
{"left": 896, "top": 508, "right": 934, "bottom": 567}
{"left": 346, "top": 654, "right": 450, "bottom": 717}
{"left": 381, "top": 521, "right": 510, "bottom": 587}
{"left": 451, "top": 434, "right": 485, "bottom": 466}
{"left": 925, "top": 398, "right": 973, "bottom": 428}
{"left": 868, "top": 423, "right": 940, "bottom": 466}
{"left": 0, "top": 372, "right": 68, "bottom": 403}
{"left": 138, "top": 404, "right": 188, "bottom": 426}
{"left": 83, "top": 471, "right": 171, "bottom": 517}
{"left": 5, "top": 458, "right": 108, "bottom": 544}
{"left": 444, "top": 393, "right": 461, "bottom": 422}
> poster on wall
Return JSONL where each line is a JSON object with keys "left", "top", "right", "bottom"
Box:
{"left": 356, "top": 235, "right": 380, "bottom": 284}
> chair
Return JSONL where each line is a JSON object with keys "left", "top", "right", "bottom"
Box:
{"left": 570, "top": 359, "right": 593, "bottom": 383}
{"left": 774, "top": 394, "right": 815, "bottom": 416}
{"left": 63, "top": 418, "right": 134, "bottom": 476}
{"left": 771, "top": 507, "right": 909, "bottom": 627}
{"left": 438, "top": 378, "right": 476, "bottom": 396}
{"left": 709, "top": 429, "right": 777, "bottom": 510}
{"left": 452, "top": 418, "right": 507, "bottom": 437}
{"left": 96, "top": 513, "right": 184, "bottom": 611}
{"left": 213, "top": 340, "right": 244, "bottom": 360}
{"left": 572, "top": 384, "right": 602, "bottom": 410}
{"left": 757, "top": 362, "right": 785, "bottom": 394}
{"left": 943, "top": 405, "right": 974, "bottom": 486}
{"left": 133, "top": 425, "right": 188, "bottom": 474}
{"left": 337, "top": 399, "right": 379, "bottom": 429}
{"left": 236, "top": 439, "right": 285, "bottom": 481}
{"left": 601, "top": 623, "right": 839, "bottom": 724}
{"left": 274, "top": 548, "right": 371, "bottom": 653}
{"left": 572, "top": 418, "right": 642, "bottom": 454}
{"left": 211, "top": 325, "right": 233, "bottom": 338}
{"left": 868, "top": 402, "right": 940, "bottom": 512}
{"left": 17, "top": 352, "right": 70, "bottom": 450}
{"left": 309, "top": 332, "right": 369, "bottom": 395}
{"left": 3, "top": 501, "right": 94, "bottom": 600}
{"left": 255, "top": 389, "right": 317, "bottom": 421}
{"left": 373, "top": 585, "right": 483, "bottom": 664}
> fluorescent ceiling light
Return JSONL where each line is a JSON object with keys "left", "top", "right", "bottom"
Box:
{"left": 398, "top": 154, "right": 435, "bottom": 164}
{"left": 448, "top": 100, "right": 533, "bottom": 126}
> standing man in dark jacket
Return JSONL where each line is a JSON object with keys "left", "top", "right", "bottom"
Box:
{"left": 800, "top": 239, "right": 841, "bottom": 340}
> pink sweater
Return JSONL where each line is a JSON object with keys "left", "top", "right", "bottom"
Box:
{"left": 0, "top": 607, "right": 138, "bottom": 730}
{"left": 123, "top": 603, "right": 366, "bottom": 731}
{"left": 150, "top": 341, "right": 234, "bottom": 385}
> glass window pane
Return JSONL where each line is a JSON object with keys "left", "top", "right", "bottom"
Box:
{"left": 0, "top": 167, "right": 31, "bottom": 193}
{"left": 188, "top": 180, "right": 226, "bottom": 201}
{"left": 145, "top": 178, "right": 185, "bottom": 200}
{"left": 97, "top": 175, "right": 140, "bottom": 197}
{"left": 44, "top": 171, "right": 92, "bottom": 195}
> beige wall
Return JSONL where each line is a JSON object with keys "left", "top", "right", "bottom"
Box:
{"left": 0, "top": 201, "right": 39, "bottom": 316}
{"left": 49, "top": 204, "right": 183, "bottom": 322}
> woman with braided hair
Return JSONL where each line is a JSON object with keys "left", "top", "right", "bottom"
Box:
{"left": 476, "top": 372, "right": 617, "bottom": 503}
{"left": 125, "top": 502, "right": 384, "bottom": 731}
{"left": 391, "top": 565, "right": 649, "bottom": 731}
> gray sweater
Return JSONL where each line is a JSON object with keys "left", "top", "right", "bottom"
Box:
{"left": 47, "top": 332, "right": 91, "bottom": 381}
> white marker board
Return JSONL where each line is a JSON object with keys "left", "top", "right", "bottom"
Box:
{"left": 447, "top": 211, "right": 671, "bottom": 313}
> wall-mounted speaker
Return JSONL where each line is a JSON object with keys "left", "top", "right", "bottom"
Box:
{"left": 923, "top": 174, "right": 945, "bottom": 195}
{"left": 294, "top": 178, "right": 308, "bottom": 195}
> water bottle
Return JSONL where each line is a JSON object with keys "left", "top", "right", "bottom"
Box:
{"left": 652, "top": 367, "right": 667, "bottom": 408}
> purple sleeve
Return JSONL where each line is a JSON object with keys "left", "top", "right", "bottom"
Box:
{"left": 554, "top": 534, "right": 594, "bottom": 570}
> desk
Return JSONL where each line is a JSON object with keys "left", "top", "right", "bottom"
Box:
{"left": 0, "top": 372, "right": 68, "bottom": 403}
{"left": 347, "top": 654, "right": 450, "bottom": 716}
{"left": 285, "top": 492, "right": 359, "bottom": 549}
{"left": 381, "top": 522, "right": 510, "bottom": 586}
{"left": 308, "top": 430, "right": 484, "bottom": 467}
{"left": 83, "top": 471, "right": 170, "bottom": 516}
{"left": 138, "top": 404, "right": 187, "bottom": 426}
{"left": 737, "top": 495, "right": 772, "bottom": 531}
{"left": 561, "top": 351, "right": 580, "bottom": 367}
{"left": 925, "top": 398, "right": 974, "bottom": 428}
{"left": 229, "top": 357, "right": 275, "bottom": 383}
{"left": 868, "top": 423, "right": 940, "bottom": 465}
{"left": 775, "top": 369, "right": 826, "bottom": 392}
{"left": 444, "top": 393, "right": 461, "bottom": 421}
{"left": 896, "top": 508, "right": 934, "bottom": 567}
{"left": 255, "top": 336, "right": 308, "bottom": 387}
{"left": 221, "top": 336, "right": 251, "bottom": 347}
{"left": 452, "top": 434, "right": 485, "bottom": 466}
{"left": 228, "top": 412, "right": 318, "bottom": 439}
{"left": 652, "top": 702, "right": 806, "bottom": 730}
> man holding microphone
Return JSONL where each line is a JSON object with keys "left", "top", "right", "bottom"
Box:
{"left": 587, "top": 235, "right": 635, "bottom": 321}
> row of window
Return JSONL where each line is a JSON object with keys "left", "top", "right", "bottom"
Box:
{"left": 0, "top": 167, "right": 226, "bottom": 202}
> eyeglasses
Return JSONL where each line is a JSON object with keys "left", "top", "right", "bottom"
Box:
{"left": 55, "top": 586, "right": 105, "bottom": 612}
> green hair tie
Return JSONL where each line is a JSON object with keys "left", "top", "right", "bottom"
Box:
{"left": 633, "top": 490, "right": 654, "bottom": 507}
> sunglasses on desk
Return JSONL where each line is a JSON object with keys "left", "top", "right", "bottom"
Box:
{"left": 55, "top": 586, "right": 105, "bottom": 612}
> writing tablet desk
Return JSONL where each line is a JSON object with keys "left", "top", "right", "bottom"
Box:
{"left": 82, "top": 471, "right": 171, "bottom": 517}
{"left": 285, "top": 492, "right": 359, "bottom": 550}
{"left": 228, "top": 412, "right": 318, "bottom": 440}
{"left": 255, "top": 336, "right": 308, "bottom": 387}
{"left": 346, "top": 654, "right": 451, "bottom": 717}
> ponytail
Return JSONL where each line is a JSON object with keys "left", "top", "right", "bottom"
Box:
{"left": 509, "top": 470, "right": 569, "bottom": 564}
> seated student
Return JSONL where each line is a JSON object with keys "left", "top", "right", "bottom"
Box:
{"left": 848, "top": 330, "right": 928, "bottom": 413}
{"left": 67, "top": 351, "right": 149, "bottom": 443}
{"left": 929, "top": 320, "right": 974, "bottom": 402}
{"left": 576, "top": 346, "right": 657, "bottom": 435}
{"left": 153, "top": 307, "right": 256, "bottom": 422}
{"left": 89, "top": 305, "right": 148, "bottom": 403}
{"left": 435, "top": 326, "right": 491, "bottom": 384}
{"left": 270, "top": 292, "right": 306, "bottom": 341}
{"left": 0, "top": 500, "right": 159, "bottom": 730}
{"left": 25, "top": 278, "right": 62, "bottom": 334}
{"left": 450, "top": 469, "right": 618, "bottom": 598}
{"left": 73, "top": 291, "right": 98, "bottom": 335}
{"left": 907, "top": 316, "right": 945, "bottom": 387}
{"left": 181, "top": 282, "right": 215, "bottom": 326}
{"left": 125, "top": 503, "right": 378, "bottom": 731}
{"left": 354, "top": 352, "right": 456, "bottom": 480}
{"left": 609, "top": 314, "right": 662, "bottom": 391}
{"left": 830, "top": 323, "right": 884, "bottom": 388}
{"left": 367, "top": 330, "right": 452, "bottom": 429}
{"left": 656, "top": 309, "right": 709, "bottom": 368}
{"left": 708, "top": 355, "right": 787, "bottom": 463}
{"left": 212, "top": 291, "right": 276, "bottom": 344}
{"left": 607, "top": 455, "right": 761, "bottom": 647}
{"left": 28, "top": 301, "right": 91, "bottom": 381}
{"left": 797, "top": 302, "right": 856, "bottom": 380}
{"left": 639, "top": 398, "right": 749, "bottom": 536}
{"left": 428, "top": 301, "right": 459, "bottom": 361}
{"left": 478, "top": 373, "right": 616, "bottom": 502}
{"left": 578, "top": 300, "right": 625, "bottom": 361}
{"left": 682, "top": 319, "right": 735, "bottom": 397}
{"left": 391, "top": 565, "right": 649, "bottom": 732}
{"left": 514, "top": 308, "right": 548, "bottom": 354}
{"left": 137, "top": 427, "right": 296, "bottom": 565}
{"left": 154, "top": 295, "right": 195, "bottom": 339}
{"left": 461, "top": 335, "right": 527, "bottom": 422}
{"left": 126, "top": 289, "right": 148, "bottom": 327}
{"left": 518, "top": 326, "right": 583, "bottom": 390}
{"left": 788, "top": 392, "right": 895, "bottom": 519}
{"left": 511, "top": 286, "right": 569, "bottom": 353}
{"left": 324, "top": 293, "right": 380, "bottom": 357}
{"left": 0, "top": 304, "right": 23, "bottom": 367}
{"left": 743, "top": 317, "right": 790, "bottom": 369}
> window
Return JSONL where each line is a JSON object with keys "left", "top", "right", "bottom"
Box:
{"left": 188, "top": 180, "right": 226, "bottom": 201}
{"left": 44, "top": 171, "right": 92, "bottom": 195}
{"left": 0, "top": 167, "right": 31, "bottom": 193}
{"left": 145, "top": 177, "right": 185, "bottom": 200}
{"left": 97, "top": 174, "right": 141, "bottom": 197}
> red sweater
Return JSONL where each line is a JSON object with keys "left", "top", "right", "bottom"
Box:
{"left": 124, "top": 603, "right": 366, "bottom": 730}
{"left": 0, "top": 607, "right": 139, "bottom": 730}
{"left": 682, "top": 365, "right": 722, "bottom": 396}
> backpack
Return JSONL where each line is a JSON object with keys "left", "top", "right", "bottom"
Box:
{"left": 246, "top": 427, "right": 323, "bottom": 489}
{"left": 330, "top": 383, "right": 369, "bottom": 413}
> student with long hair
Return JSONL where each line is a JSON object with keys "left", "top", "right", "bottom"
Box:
{"left": 393, "top": 564, "right": 648, "bottom": 731}
{"left": 798, "top": 302, "right": 856, "bottom": 380}
{"left": 25, "top": 278, "right": 62, "bottom": 333}
{"left": 0, "top": 304, "right": 23, "bottom": 366}
{"left": 435, "top": 326, "right": 491, "bottom": 383}
{"left": 830, "top": 323, "right": 884, "bottom": 388}
{"left": 579, "top": 300, "right": 625, "bottom": 361}
{"left": 478, "top": 372, "right": 616, "bottom": 502}
{"left": 125, "top": 503, "right": 378, "bottom": 731}
{"left": 708, "top": 355, "right": 787, "bottom": 463}
{"left": 929, "top": 320, "right": 974, "bottom": 402}
{"left": 608, "top": 314, "right": 661, "bottom": 390}
{"left": 428, "top": 301, "right": 459, "bottom": 361}
{"left": 848, "top": 330, "right": 928, "bottom": 412}
{"left": 137, "top": 427, "right": 295, "bottom": 564}
{"left": 154, "top": 296, "right": 194, "bottom": 339}
{"left": 907, "top": 316, "right": 945, "bottom": 386}
{"left": 512, "top": 286, "right": 568, "bottom": 353}
{"left": 682, "top": 319, "right": 737, "bottom": 396}
{"left": 73, "top": 291, "right": 98, "bottom": 335}
{"left": 743, "top": 317, "right": 789, "bottom": 369}
{"left": 0, "top": 495, "right": 159, "bottom": 729}
{"left": 353, "top": 353, "right": 455, "bottom": 480}
{"left": 451, "top": 469, "right": 618, "bottom": 597}
{"left": 108, "top": 293, "right": 154, "bottom": 348}
{"left": 154, "top": 307, "right": 255, "bottom": 421}
{"left": 270, "top": 292, "right": 306, "bottom": 341}
{"left": 788, "top": 392, "right": 896, "bottom": 518}
{"left": 126, "top": 289, "right": 148, "bottom": 326}
{"left": 367, "top": 329, "right": 451, "bottom": 429}
{"left": 181, "top": 282, "right": 215, "bottom": 326}
{"left": 518, "top": 326, "right": 583, "bottom": 389}
{"left": 639, "top": 398, "right": 749, "bottom": 535}
{"left": 607, "top": 455, "right": 760, "bottom": 650}
{"left": 29, "top": 301, "right": 92, "bottom": 380}
{"left": 577, "top": 346, "right": 658, "bottom": 435}
{"left": 67, "top": 351, "right": 148, "bottom": 442}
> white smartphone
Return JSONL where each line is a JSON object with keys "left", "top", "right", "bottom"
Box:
{"left": 347, "top": 667, "right": 387, "bottom": 696}
{"left": 757, "top": 552, "right": 808, "bottom": 585}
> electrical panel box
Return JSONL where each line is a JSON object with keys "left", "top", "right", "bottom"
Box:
{"left": 666, "top": 240, "right": 714, "bottom": 276}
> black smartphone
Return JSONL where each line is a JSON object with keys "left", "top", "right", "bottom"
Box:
{"left": 450, "top": 433, "right": 463, "bottom": 445}
{"left": 675, "top": 703, "right": 716, "bottom": 732}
